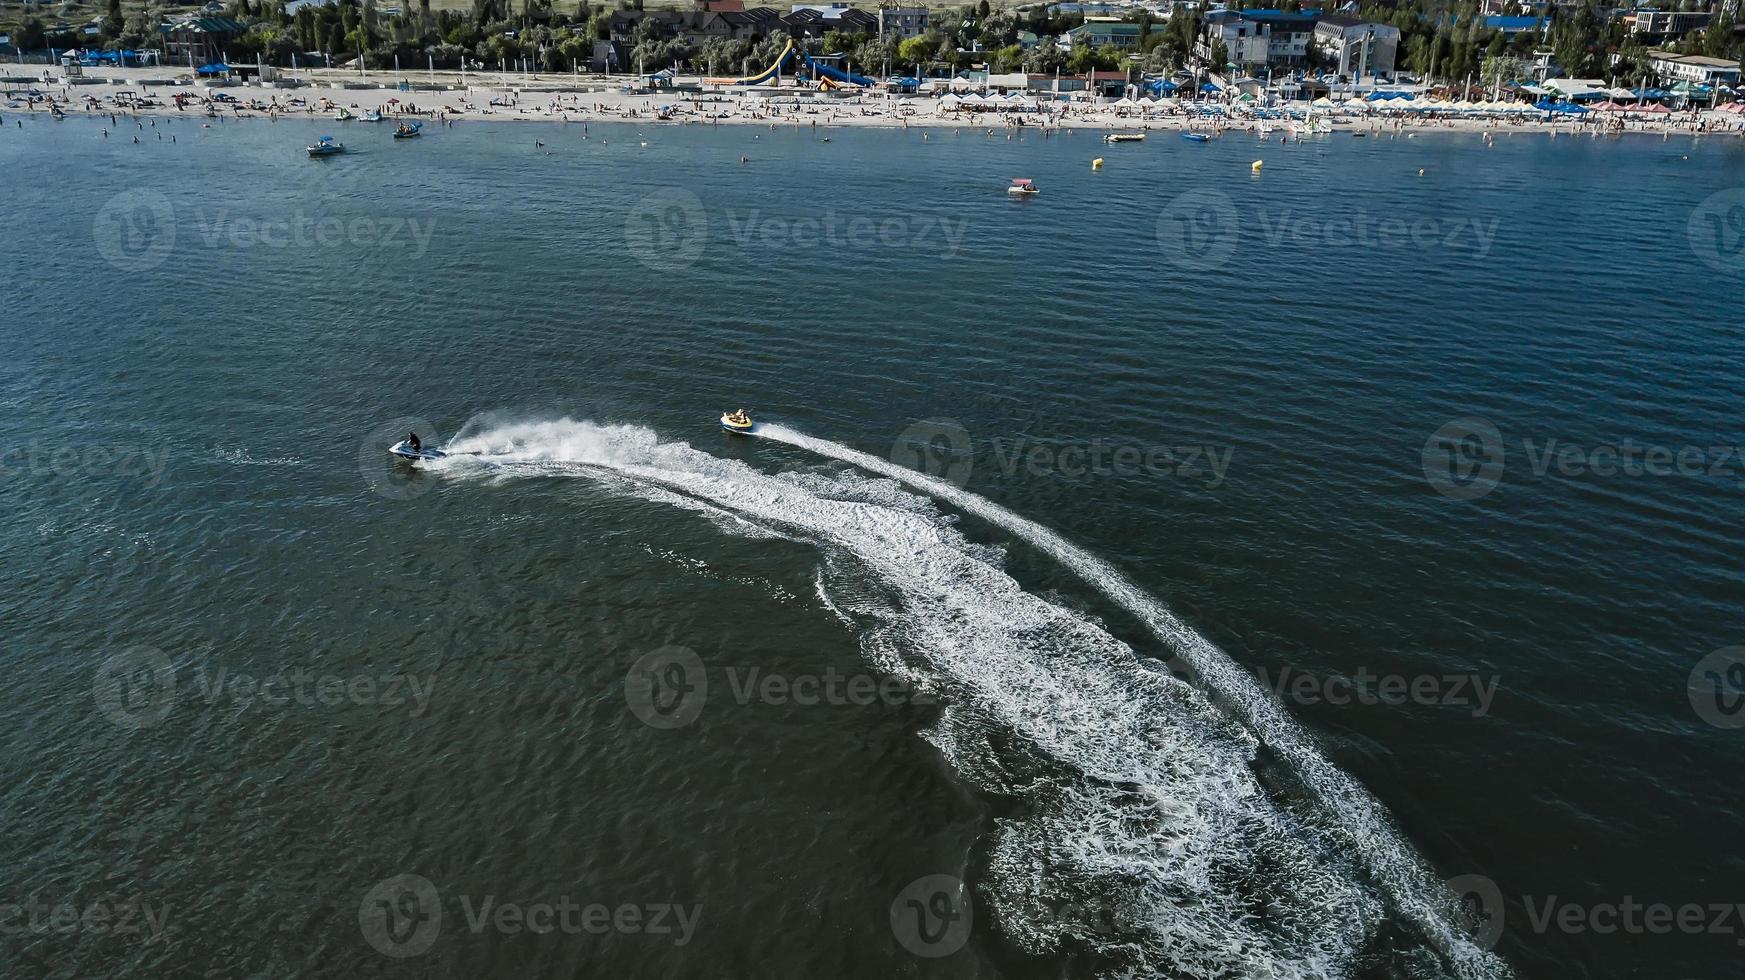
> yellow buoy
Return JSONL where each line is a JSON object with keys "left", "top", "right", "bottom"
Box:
{"left": 1251, "top": 159, "right": 1263, "bottom": 172}
{"left": 1092, "top": 157, "right": 1104, "bottom": 170}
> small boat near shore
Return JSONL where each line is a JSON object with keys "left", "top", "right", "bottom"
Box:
{"left": 393, "top": 122, "right": 422, "bottom": 139}
{"left": 307, "top": 135, "right": 345, "bottom": 157}
{"left": 1181, "top": 132, "right": 1211, "bottom": 143}
{"left": 361, "top": 109, "right": 383, "bottom": 122}
{"left": 1007, "top": 177, "right": 1039, "bottom": 197}
{"left": 335, "top": 107, "right": 354, "bottom": 121}
{"left": 1104, "top": 132, "right": 1145, "bottom": 143}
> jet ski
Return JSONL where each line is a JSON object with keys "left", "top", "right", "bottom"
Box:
{"left": 389, "top": 440, "right": 448, "bottom": 460}
{"left": 720, "top": 408, "right": 754, "bottom": 435}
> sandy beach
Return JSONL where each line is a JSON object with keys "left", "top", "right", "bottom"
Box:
{"left": 8, "top": 64, "right": 1744, "bottom": 140}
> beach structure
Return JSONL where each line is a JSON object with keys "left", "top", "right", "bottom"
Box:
{"left": 1647, "top": 50, "right": 1742, "bottom": 89}
{"left": 1313, "top": 15, "right": 1401, "bottom": 78}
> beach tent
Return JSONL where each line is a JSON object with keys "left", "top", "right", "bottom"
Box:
{"left": 1311, "top": 96, "right": 1335, "bottom": 109}
{"left": 1199, "top": 82, "right": 1221, "bottom": 93}
{"left": 196, "top": 62, "right": 232, "bottom": 76}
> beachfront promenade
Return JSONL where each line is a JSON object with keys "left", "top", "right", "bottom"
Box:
{"left": 10, "top": 64, "right": 1744, "bottom": 137}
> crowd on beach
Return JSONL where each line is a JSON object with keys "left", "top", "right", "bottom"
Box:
{"left": 6, "top": 66, "right": 1743, "bottom": 140}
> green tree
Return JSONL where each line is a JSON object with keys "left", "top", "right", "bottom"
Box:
{"left": 17, "top": 16, "right": 47, "bottom": 50}
{"left": 897, "top": 31, "right": 940, "bottom": 66}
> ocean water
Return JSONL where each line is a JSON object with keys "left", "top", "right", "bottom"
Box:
{"left": 1, "top": 112, "right": 1742, "bottom": 979}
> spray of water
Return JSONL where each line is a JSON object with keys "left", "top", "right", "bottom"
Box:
{"left": 753, "top": 422, "right": 1510, "bottom": 980}
{"left": 425, "top": 416, "right": 1508, "bottom": 978}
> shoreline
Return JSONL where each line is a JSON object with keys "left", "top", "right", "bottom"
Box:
{"left": 10, "top": 65, "right": 1742, "bottom": 139}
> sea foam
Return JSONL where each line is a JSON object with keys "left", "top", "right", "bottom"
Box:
{"left": 432, "top": 416, "right": 1508, "bottom": 979}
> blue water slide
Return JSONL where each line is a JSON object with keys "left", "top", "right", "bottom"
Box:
{"left": 803, "top": 55, "right": 876, "bottom": 87}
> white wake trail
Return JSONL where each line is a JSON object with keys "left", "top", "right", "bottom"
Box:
{"left": 754, "top": 422, "right": 1511, "bottom": 980}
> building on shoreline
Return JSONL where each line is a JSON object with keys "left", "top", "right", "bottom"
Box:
{"left": 1064, "top": 19, "right": 1144, "bottom": 50}
{"left": 878, "top": 6, "right": 931, "bottom": 40}
{"left": 1313, "top": 15, "right": 1401, "bottom": 78}
{"left": 1647, "top": 50, "right": 1742, "bottom": 87}
{"left": 1198, "top": 10, "right": 1319, "bottom": 72}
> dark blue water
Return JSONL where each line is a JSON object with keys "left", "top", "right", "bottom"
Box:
{"left": 2, "top": 112, "right": 1741, "bottom": 979}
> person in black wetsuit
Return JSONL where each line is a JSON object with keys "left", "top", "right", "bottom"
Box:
{"left": 407, "top": 432, "right": 421, "bottom": 453}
